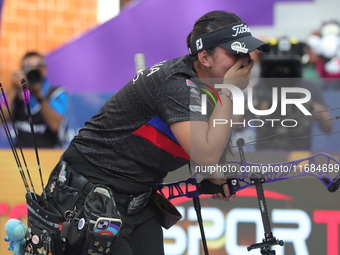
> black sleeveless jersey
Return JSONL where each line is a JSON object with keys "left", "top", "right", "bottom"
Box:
{"left": 72, "top": 55, "right": 209, "bottom": 186}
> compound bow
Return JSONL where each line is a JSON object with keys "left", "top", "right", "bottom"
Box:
{"left": 158, "top": 138, "right": 340, "bottom": 254}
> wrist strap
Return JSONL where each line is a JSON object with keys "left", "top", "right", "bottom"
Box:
{"left": 218, "top": 90, "right": 233, "bottom": 101}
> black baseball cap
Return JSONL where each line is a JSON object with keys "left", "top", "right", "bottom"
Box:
{"left": 188, "top": 22, "right": 270, "bottom": 55}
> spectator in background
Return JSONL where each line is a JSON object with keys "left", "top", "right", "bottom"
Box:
{"left": 305, "top": 21, "right": 340, "bottom": 89}
{"left": 302, "top": 32, "right": 321, "bottom": 81}
{"left": 4, "top": 51, "right": 69, "bottom": 148}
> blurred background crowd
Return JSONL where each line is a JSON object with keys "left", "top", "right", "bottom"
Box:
{"left": 0, "top": 0, "right": 340, "bottom": 152}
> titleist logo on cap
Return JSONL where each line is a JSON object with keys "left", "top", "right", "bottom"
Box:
{"left": 232, "top": 24, "right": 251, "bottom": 37}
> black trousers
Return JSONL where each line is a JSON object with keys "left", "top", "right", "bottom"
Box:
{"left": 62, "top": 144, "right": 165, "bottom": 255}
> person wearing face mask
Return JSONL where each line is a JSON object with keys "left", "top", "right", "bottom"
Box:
{"left": 42, "top": 10, "right": 269, "bottom": 255}
{"left": 5, "top": 51, "right": 69, "bottom": 148}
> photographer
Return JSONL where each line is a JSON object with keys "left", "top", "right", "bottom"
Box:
{"left": 5, "top": 51, "right": 69, "bottom": 148}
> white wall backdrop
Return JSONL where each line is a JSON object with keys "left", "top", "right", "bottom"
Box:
{"left": 251, "top": 0, "right": 340, "bottom": 41}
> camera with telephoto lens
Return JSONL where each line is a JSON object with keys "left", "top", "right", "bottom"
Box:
{"left": 23, "top": 68, "right": 43, "bottom": 84}
{"left": 260, "top": 36, "right": 305, "bottom": 79}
